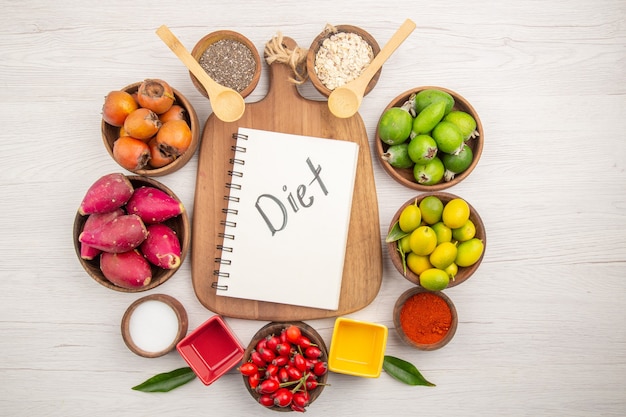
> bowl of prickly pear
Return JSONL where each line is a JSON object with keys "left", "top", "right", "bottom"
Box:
{"left": 386, "top": 192, "right": 486, "bottom": 290}
{"left": 375, "top": 86, "right": 483, "bottom": 191}
{"left": 73, "top": 173, "right": 190, "bottom": 292}
{"left": 101, "top": 80, "right": 200, "bottom": 177}
{"left": 240, "top": 321, "right": 329, "bottom": 412}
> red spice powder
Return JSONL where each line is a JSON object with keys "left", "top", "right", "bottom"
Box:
{"left": 399, "top": 292, "right": 452, "bottom": 345}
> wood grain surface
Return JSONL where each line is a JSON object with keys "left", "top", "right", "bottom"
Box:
{"left": 2, "top": 1, "right": 625, "bottom": 416}
{"left": 192, "top": 37, "right": 382, "bottom": 320}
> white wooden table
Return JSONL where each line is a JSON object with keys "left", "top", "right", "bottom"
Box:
{"left": 2, "top": 1, "right": 625, "bottom": 416}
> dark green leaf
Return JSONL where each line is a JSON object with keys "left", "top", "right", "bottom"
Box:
{"left": 383, "top": 355, "right": 436, "bottom": 387}
{"left": 385, "top": 221, "right": 409, "bottom": 243}
{"left": 132, "top": 367, "right": 197, "bottom": 392}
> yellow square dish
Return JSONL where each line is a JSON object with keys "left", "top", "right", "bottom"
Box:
{"left": 328, "top": 317, "right": 388, "bottom": 378}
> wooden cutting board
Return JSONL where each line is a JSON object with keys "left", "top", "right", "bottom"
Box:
{"left": 191, "top": 37, "right": 382, "bottom": 321}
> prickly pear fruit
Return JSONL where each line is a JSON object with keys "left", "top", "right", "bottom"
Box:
{"left": 79, "top": 208, "right": 124, "bottom": 260}
{"left": 100, "top": 250, "right": 152, "bottom": 289}
{"left": 140, "top": 223, "right": 181, "bottom": 269}
{"left": 79, "top": 173, "right": 134, "bottom": 215}
{"left": 79, "top": 214, "right": 147, "bottom": 253}
{"left": 126, "top": 186, "right": 183, "bottom": 224}
{"left": 80, "top": 244, "right": 102, "bottom": 261}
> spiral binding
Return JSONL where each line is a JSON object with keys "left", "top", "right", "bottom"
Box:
{"left": 213, "top": 133, "right": 248, "bottom": 292}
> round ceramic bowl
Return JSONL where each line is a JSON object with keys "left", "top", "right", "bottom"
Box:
{"left": 73, "top": 175, "right": 190, "bottom": 292}
{"left": 101, "top": 81, "right": 200, "bottom": 177}
{"left": 393, "top": 287, "right": 458, "bottom": 350}
{"left": 121, "top": 293, "right": 188, "bottom": 358}
{"left": 242, "top": 321, "right": 328, "bottom": 412}
{"left": 387, "top": 192, "right": 486, "bottom": 288}
{"left": 190, "top": 30, "right": 261, "bottom": 99}
{"left": 375, "top": 86, "right": 483, "bottom": 191}
{"left": 306, "top": 24, "right": 381, "bottom": 98}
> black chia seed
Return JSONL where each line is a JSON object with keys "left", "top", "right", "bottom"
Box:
{"left": 199, "top": 39, "right": 256, "bottom": 93}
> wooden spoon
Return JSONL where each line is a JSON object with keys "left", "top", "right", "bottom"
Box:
{"left": 327, "top": 19, "right": 416, "bottom": 119}
{"left": 156, "top": 25, "right": 245, "bottom": 123}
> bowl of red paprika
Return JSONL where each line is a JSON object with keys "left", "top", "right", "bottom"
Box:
{"left": 393, "top": 287, "right": 458, "bottom": 350}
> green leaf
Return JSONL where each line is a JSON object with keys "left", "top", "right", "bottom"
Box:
{"left": 383, "top": 356, "right": 436, "bottom": 387}
{"left": 398, "top": 243, "right": 407, "bottom": 276}
{"left": 385, "top": 221, "right": 409, "bottom": 243}
{"left": 132, "top": 367, "right": 197, "bottom": 392}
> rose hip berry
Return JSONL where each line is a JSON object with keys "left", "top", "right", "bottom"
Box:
{"left": 293, "top": 354, "right": 307, "bottom": 372}
{"left": 313, "top": 361, "right": 328, "bottom": 376}
{"left": 265, "top": 363, "right": 279, "bottom": 378}
{"left": 296, "top": 335, "right": 312, "bottom": 348}
{"left": 275, "top": 342, "right": 292, "bottom": 356}
{"left": 293, "top": 391, "right": 310, "bottom": 408}
{"left": 278, "top": 367, "right": 289, "bottom": 383}
{"left": 258, "top": 394, "right": 274, "bottom": 407}
{"left": 266, "top": 335, "right": 280, "bottom": 351}
{"left": 258, "top": 347, "right": 276, "bottom": 363}
{"left": 273, "top": 388, "right": 293, "bottom": 408}
{"left": 248, "top": 373, "right": 261, "bottom": 390}
{"left": 285, "top": 325, "right": 301, "bottom": 343}
{"left": 250, "top": 351, "right": 265, "bottom": 368}
{"left": 256, "top": 379, "right": 279, "bottom": 395}
{"left": 305, "top": 346, "right": 323, "bottom": 359}
{"left": 256, "top": 337, "right": 267, "bottom": 352}
{"left": 238, "top": 362, "right": 258, "bottom": 376}
{"left": 286, "top": 366, "right": 303, "bottom": 381}
{"left": 305, "top": 378, "right": 318, "bottom": 391}
{"left": 273, "top": 355, "right": 288, "bottom": 367}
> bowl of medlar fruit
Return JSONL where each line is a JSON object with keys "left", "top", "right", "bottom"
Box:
{"left": 101, "top": 79, "right": 200, "bottom": 177}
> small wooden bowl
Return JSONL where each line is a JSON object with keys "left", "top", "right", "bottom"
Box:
{"left": 121, "top": 294, "right": 188, "bottom": 358}
{"left": 306, "top": 24, "right": 381, "bottom": 98}
{"left": 101, "top": 82, "right": 200, "bottom": 177}
{"left": 190, "top": 30, "right": 261, "bottom": 99}
{"left": 375, "top": 86, "right": 484, "bottom": 191}
{"left": 387, "top": 192, "right": 486, "bottom": 288}
{"left": 73, "top": 175, "right": 190, "bottom": 292}
{"left": 242, "top": 321, "right": 328, "bottom": 412}
{"left": 393, "top": 287, "right": 458, "bottom": 350}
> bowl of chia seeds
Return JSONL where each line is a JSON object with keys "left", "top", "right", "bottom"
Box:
{"left": 190, "top": 30, "right": 261, "bottom": 99}
{"left": 306, "top": 24, "right": 381, "bottom": 98}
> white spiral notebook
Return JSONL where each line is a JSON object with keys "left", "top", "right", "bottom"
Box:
{"left": 212, "top": 127, "right": 359, "bottom": 310}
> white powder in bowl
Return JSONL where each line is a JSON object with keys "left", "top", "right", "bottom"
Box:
{"left": 129, "top": 300, "right": 180, "bottom": 353}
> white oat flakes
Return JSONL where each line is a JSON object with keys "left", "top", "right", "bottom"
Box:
{"left": 314, "top": 31, "right": 374, "bottom": 91}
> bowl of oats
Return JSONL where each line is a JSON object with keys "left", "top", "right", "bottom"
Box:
{"left": 306, "top": 24, "right": 381, "bottom": 98}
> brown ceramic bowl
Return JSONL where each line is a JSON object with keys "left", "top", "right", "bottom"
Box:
{"left": 121, "top": 293, "right": 188, "bottom": 358}
{"left": 307, "top": 24, "right": 381, "bottom": 98}
{"left": 375, "top": 86, "right": 484, "bottom": 191}
{"left": 101, "top": 81, "right": 200, "bottom": 177}
{"left": 73, "top": 175, "right": 190, "bottom": 292}
{"left": 387, "top": 192, "right": 486, "bottom": 288}
{"left": 393, "top": 287, "right": 458, "bottom": 350}
{"left": 190, "top": 30, "right": 261, "bottom": 99}
{"left": 242, "top": 321, "right": 328, "bottom": 412}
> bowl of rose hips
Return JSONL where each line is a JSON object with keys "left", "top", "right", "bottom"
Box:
{"left": 73, "top": 173, "right": 190, "bottom": 292}
{"left": 375, "top": 86, "right": 483, "bottom": 191}
{"left": 240, "top": 322, "right": 329, "bottom": 412}
{"left": 101, "top": 79, "right": 200, "bottom": 177}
